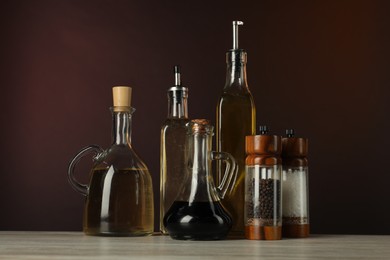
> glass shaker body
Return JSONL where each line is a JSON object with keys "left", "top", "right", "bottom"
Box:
{"left": 245, "top": 134, "right": 282, "bottom": 240}
{"left": 282, "top": 136, "right": 309, "bottom": 238}
{"left": 164, "top": 119, "right": 237, "bottom": 240}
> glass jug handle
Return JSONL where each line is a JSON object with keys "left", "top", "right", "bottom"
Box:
{"left": 67, "top": 144, "right": 104, "bottom": 196}
{"left": 211, "top": 151, "right": 237, "bottom": 199}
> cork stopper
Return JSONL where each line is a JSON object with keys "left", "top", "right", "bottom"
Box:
{"left": 188, "top": 119, "right": 213, "bottom": 135}
{"left": 112, "top": 86, "right": 132, "bottom": 111}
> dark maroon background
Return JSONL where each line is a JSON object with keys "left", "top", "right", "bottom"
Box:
{"left": 1, "top": 0, "right": 389, "bottom": 234}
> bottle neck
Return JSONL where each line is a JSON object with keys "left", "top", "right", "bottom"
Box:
{"left": 188, "top": 133, "right": 211, "bottom": 174}
{"left": 186, "top": 132, "right": 213, "bottom": 203}
{"left": 168, "top": 92, "right": 188, "bottom": 119}
{"left": 224, "top": 50, "right": 248, "bottom": 90}
{"left": 111, "top": 111, "right": 132, "bottom": 145}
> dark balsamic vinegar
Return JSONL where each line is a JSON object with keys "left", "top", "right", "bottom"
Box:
{"left": 163, "top": 201, "right": 232, "bottom": 240}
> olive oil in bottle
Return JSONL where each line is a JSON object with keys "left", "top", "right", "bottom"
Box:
{"left": 216, "top": 21, "right": 256, "bottom": 238}
{"left": 85, "top": 167, "right": 154, "bottom": 236}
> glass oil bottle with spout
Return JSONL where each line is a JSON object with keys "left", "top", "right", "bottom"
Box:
{"left": 216, "top": 21, "right": 256, "bottom": 237}
{"left": 160, "top": 65, "right": 190, "bottom": 234}
{"left": 68, "top": 86, "right": 154, "bottom": 236}
{"left": 163, "top": 119, "right": 237, "bottom": 240}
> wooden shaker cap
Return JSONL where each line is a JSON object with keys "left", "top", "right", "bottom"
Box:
{"left": 245, "top": 135, "right": 282, "bottom": 166}
{"left": 282, "top": 137, "right": 308, "bottom": 167}
{"left": 112, "top": 86, "right": 132, "bottom": 111}
{"left": 282, "top": 137, "right": 308, "bottom": 157}
{"left": 246, "top": 135, "right": 281, "bottom": 155}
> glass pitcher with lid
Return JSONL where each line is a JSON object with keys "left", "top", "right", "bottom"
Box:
{"left": 67, "top": 86, "right": 154, "bottom": 236}
{"left": 163, "top": 119, "right": 237, "bottom": 240}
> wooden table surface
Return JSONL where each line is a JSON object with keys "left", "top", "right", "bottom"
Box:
{"left": 0, "top": 232, "right": 389, "bottom": 259}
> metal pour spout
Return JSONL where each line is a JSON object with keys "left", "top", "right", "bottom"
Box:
{"left": 174, "top": 65, "right": 181, "bottom": 86}
{"left": 233, "top": 21, "right": 244, "bottom": 50}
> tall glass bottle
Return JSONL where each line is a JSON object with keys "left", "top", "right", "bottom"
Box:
{"left": 68, "top": 86, "right": 154, "bottom": 236}
{"left": 216, "top": 21, "right": 256, "bottom": 237}
{"left": 160, "top": 66, "right": 190, "bottom": 234}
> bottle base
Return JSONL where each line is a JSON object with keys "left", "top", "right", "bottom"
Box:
{"left": 169, "top": 233, "right": 228, "bottom": 241}
{"left": 160, "top": 228, "right": 169, "bottom": 235}
{"left": 84, "top": 228, "right": 153, "bottom": 237}
{"left": 166, "top": 223, "right": 230, "bottom": 241}
{"left": 164, "top": 201, "right": 232, "bottom": 241}
{"left": 245, "top": 225, "right": 282, "bottom": 240}
{"left": 282, "top": 224, "right": 310, "bottom": 238}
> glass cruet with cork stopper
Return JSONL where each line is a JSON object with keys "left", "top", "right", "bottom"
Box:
{"left": 67, "top": 86, "right": 154, "bottom": 236}
{"left": 244, "top": 126, "right": 282, "bottom": 240}
{"left": 163, "top": 119, "right": 237, "bottom": 240}
{"left": 281, "top": 129, "right": 310, "bottom": 238}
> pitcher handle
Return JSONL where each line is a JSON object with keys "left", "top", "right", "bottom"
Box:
{"left": 211, "top": 151, "right": 237, "bottom": 199}
{"left": 67, "top": 144, "right": 104, "bottom": 196}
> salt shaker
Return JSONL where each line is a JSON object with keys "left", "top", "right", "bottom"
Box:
{"left": 244, "top": 126, "right": 282, "bottom": 240}
{"left": 281, "top": 129, "right": 310, "bottom": 238}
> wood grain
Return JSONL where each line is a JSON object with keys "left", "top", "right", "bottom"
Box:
{"left": 0, "top": 232, "right": 389, "bottom": 259}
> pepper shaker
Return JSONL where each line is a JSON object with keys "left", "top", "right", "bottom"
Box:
{"left": 244, "top": 126, "right": 282, "bottom": 240}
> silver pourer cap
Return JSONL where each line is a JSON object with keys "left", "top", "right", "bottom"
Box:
{"left": 233, "top": 21, "right": 243, "bottom": 50}
{"left": 168, "top": 65, "right": 188, "bottom": 99}
{"left": 227, "top": 21, "right": 247, "bottom": 63}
